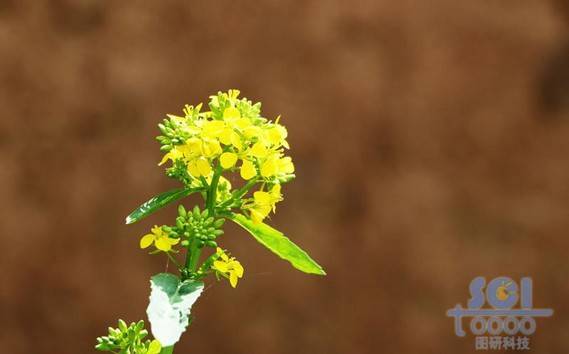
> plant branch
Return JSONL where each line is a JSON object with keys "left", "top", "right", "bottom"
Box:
{"left": 160, "top": 345, "right": 174, "bottom": 354}
{"left": 206, "top": 165, "right": 223, "bottom": 215}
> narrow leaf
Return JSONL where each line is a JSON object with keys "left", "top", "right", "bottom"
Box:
{"left": 125, "top": 188, "right": 198, "bottom": 224}
{"left": 229, "top": 213, "right": 326, "bottom": 275}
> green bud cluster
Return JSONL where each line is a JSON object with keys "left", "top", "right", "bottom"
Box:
{"left": 165, "top": 159, "right": 192, "bottom": 186}
{"left": 95, "top": 320, "right": 160, "bottom": 354}
{"left": 209, "top": 91, "right": 262, "bottom": 122}
{"left": 156, "top": 118, "right": 190, "bottom": 152}
{"left": 175, "top": 205, "right": 224, "bottom": 248}
{"left": 156, "top": 103, "right": 204, "bottom": 152}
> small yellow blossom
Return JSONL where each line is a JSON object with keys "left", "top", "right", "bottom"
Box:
{"left": 212, "top": 248, "right": 244, "bottom": 288}
{"left": 246, "top": 184, "right": 282, "bottom": 223}
{"left": 260, "top": 154, "right": 295, "bottom": 178}
{"left": 140, "top": 226, "right": 179, "bottom": 252}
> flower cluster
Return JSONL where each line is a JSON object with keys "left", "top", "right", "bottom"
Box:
{"left": 156, "top": 90, "right": 295, "bottom": 223}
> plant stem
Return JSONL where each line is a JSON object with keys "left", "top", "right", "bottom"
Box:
{"left": 160, "top": 345, "right": 174, "bottom": 354}
{"left": 206, "top": 165, "right": 222, "bottom": 215}
{"left": 217, "top": 177, "right": 257, "bottom": 210}
{"left": 185, "top": 166, "right": 221, "bottom": 275}
{"left": 166, "top": 253, "right": 181, "bottom": 268}
{"left": 186, "top": 239, "right": 202, "bottom": 272}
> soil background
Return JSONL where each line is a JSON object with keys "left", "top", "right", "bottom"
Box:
{"left": 1, "top": 1, "right": 569, "bottom": 353}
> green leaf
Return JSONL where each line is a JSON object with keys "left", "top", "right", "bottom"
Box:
{"left": 146, "top": 273, "right": 204, "bottom": 347}
{"left": 228, "top": 213, "right": 326, "bottom": 276}
{"left": 125, "top": 188, "right": 199, "bottom": 224}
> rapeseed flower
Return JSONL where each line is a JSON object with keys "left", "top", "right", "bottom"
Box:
{"left": 212, "top": 248, "right": 244, "bottom": 288}
{"left": 140, "top": 226, "right": 180, "bottom": 252}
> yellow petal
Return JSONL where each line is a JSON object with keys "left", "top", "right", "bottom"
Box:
{"left": 185, "top": 138, "right": 203, "bottom": 155}
{"left": 220, "top": 252, "right": 229, "bottom": 262}
{"left": 213, "top": 260, "right": 229, "bottom": 273}
{"left": 278, "top": 156, "right": 295, "bottom": 174}
{"left": 243, "top": 126, "right": 261, "bottom": 139}
{"left": 230, "top": 132, "right": 242, "bottom": 150}
{"left": 203, "top": 139, "right": 222, "bottom": 157}
{"left": 223, "top": 107, "right": 241, "bottom": 120}
{"left": 229, "top": 273, "right": 238, "bottom": 288}
{"left": 140, "top": 234, "right": 155, "bottom": 249}
{"left": 250, "top": 205, "right": 270, "bottom": 223}
{"left": 250, "top": 142, "right": 268, "bottom": 158}
{"left": 267, "top": 126, "right": 286, "bottom": 146}
{"left": 202, "top": 120, "right": 225, "bottom": 138}
{"left": 167, "top": 237, "right": 180, "bottom": 245}
{"left": 271, "top": 184, "right": 281, "bottom": 196}
{"left": 233, "top": 262, "right": 244, "bottom": 277}
{"left": 220, "top": 152, "right": 238, "bottom": 169}
{"left": 155, "top": 237, "right": 172, "bottom": 252}
{"left": 234, "top": 118, "right": 251, "bottom": 130}
{"left": 240, "top": 160, "right": 256, "bottom": 180}
{"left": 187, "top": 161, "right": 201, "bottom": 177}
{"left": 196, "top": 158, "right": 212, "bottom": 176}
{"left": 260, "top": 159, "right": 277, "bottom": 177}
{"left": 158, "top": 149, "right": 181, "bottom": 166}
{"left": 158, "top": 153, "right": 171, "bottom": 166}
{"left": 219, "top": 128, "right": 232, "bottom": 145}
{"left": 250, "top": 210, "right": 264, "bottom": 223}
{"left": 253, "top": 191, "right": 271, "bottom": 205}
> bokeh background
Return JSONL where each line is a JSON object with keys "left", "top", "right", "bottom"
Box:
{"left": 1, "top": 1, "right": 569, "bottom": 353}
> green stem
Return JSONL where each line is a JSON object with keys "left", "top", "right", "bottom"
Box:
{"left": 166, "top": 252, "right": 181, "bottom": 268}
{"left": 217, "top": 177, "right": 257, "bottom": 210}
{"left": 184, "top": 167, "right": 221, "bottom": 275}
{"left": 160, "top": 345, "right": 174, "bottom": 354}
{"left": 186, "top": 239, "right": 202, "bottom": 272}
{"left": 206, "top": 165, "right": 223, "bottom": 215}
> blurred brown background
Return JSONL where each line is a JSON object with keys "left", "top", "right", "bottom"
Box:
{"left": 1, "top": 0, "right": 569, "bottom": 353}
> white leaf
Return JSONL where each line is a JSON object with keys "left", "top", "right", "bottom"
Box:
{"left": 146, "top": 273, "right": 204, "bottom": 346}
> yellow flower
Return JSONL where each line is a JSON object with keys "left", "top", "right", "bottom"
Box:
{"left": 246, "top": 184, "right": 282, "bottom": 223}
{"left": 158, "top": 144, "right": 191, "bottom": 166}
{"left": 260, "top": 154, "right": 295, "bottom": 178}
{"left": 264, "top": 120, "right": 289, "bottom": 149}
{"left": 201, "top": 138, "right": 222, "bottom": 157}
{"left": 140, "top": 226, "right": 179, "bottom": 252}
{"left": 212, "top": 248, "right": 244, "bottom": 288}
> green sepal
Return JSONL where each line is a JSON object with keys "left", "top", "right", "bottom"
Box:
{"left": 125, "top": 188, "right": 200, "bottom": 224}
{"left": 228, "top": 213, "right": 326, "bottom": 275}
